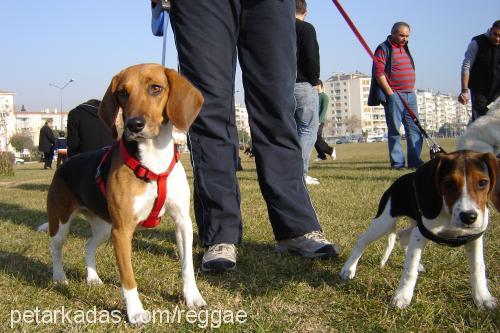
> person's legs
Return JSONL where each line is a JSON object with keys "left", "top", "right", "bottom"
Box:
{"left": 383, "top": 94, "right": 405, "bottom": 168}
{"left": 44, "top": 151, "right": 54, "bottom": 169}
{"left": 294, "top": 82, "right": 319, "bottom": 176}
{"left": 401, "top": 92, "right": 423, "bottom": 168}
{"left": 470, "top": 92, "right": 489, "bottom": 122}
{"left": 171, "top": 0, "right": 242, "bottom": 247}
{"left": 237, "top": 0, "right": 324, "bottom": 240}
{"left": 315, "top": 123, "right": 333, "bottom": 159}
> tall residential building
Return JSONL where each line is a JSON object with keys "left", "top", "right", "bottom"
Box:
{"left": 323, "top": 72, "right": 386, "bottom": 138}
{"left": 0, "top": 91, "right": 17, "bottom": 151}
{"left": 416, "top": 90, "right": 471, "bottom": 135}
{"left": 235, "top": 103, "right": 250, "bottom": 134}
{"left": 416, "top": 89, "right": 437, "bottom": 133}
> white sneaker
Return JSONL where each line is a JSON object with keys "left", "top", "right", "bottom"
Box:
{"left": 331, "top": 147, "right": 337, "bottom": 160}
{"left": 304, "top": 175, "right": 320, "bottom": 185}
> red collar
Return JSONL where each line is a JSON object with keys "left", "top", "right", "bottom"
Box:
{"left": 96, "top": 139, "right": 180, "bottom": 228}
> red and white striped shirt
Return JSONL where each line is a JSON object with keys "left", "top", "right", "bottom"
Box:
{"left": 374, "top": 41, "right": 416, "bottom": 93}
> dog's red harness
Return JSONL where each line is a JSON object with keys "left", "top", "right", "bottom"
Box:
{"left": 96, "top": 140, "right": 180, "bottom": 228}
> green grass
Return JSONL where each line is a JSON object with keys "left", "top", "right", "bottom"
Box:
{"left": 0, "top": 139, "right": 498, "bottom": 332}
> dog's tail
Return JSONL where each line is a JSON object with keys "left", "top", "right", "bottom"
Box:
{"left": 380, "top": 232, "right": 397, "bottom": 268}
{"left": 37, "top": 222, "right": 49, "bottom": 232}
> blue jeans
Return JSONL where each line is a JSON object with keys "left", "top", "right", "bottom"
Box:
{"left": 294, "top": 82, "right": 319, "bottom": 176}
{"left": 383, "top": 92, "right": 423, "bottom": 168}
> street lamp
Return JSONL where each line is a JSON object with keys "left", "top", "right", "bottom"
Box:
{"left": 49, "top": 79, "right": 74, "bottom": 129}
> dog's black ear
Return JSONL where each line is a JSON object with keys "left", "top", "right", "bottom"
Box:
{"left": 98, "top": 74, "right": 120, "bottom": 139}
{"left": 163, "top": 68, "right": 204, "bottom": 131}
{"left": 414, "top": 155, "right": 444, "bottom": 219}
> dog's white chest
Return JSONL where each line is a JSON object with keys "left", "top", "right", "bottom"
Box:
{"left": 133, "top": 182, "right": 162, "bottom": 223}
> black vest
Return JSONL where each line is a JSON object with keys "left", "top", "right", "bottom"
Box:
{"left": 469, "top": 34, "right": 500, "bottom": 100}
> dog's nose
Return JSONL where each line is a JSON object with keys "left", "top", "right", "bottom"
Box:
{"left": 459, "top": 210, "right": 478, "bottom": 225}
{"left": 126, "top": 116, "right": 145, "bottom": 133}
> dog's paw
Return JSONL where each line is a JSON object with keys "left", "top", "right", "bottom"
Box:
{"left": 184, "top": 287, "right": 207, "bottom": 309}
{"left": 390, "top": 292, "right": 413, "bottom": 308}
{"left": 53, "top": 273, "right": 68, "bottom": 285}
{"left": 339, "top": 265, "right": 356, "bottom": 280}
{"left": 127, "top": 309, "right": 151, "bottom": 326}
{"left": 86, "top": 268, "right": 103, "bottom": 285}
{"left": 86, "top": 276, "right": 103, "bottom": 285}
{"left": 474, "top": 295, "right": 497, "bottom": 310}
{"left": 417, "top": 263, "right": 426, "bottom": 273}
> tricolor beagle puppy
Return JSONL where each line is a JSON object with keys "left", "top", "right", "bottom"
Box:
{"left": 40, "top": 64, "right": 206, "bottom": 324}
{"left": 340, "top": 151, "right": 499, "bottom": 309}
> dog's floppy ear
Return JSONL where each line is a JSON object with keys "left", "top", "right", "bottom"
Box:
{"left": 98, "top": 75, "right": 120, "bottom": 139}
{"left": 414, "top": 154, "right": 444, "bottom": 219}
{"left": 481, "top": 152, "right": 500, "bottom": 211}
{"left": 164, "top": 68, "right": 204, "bottom": 131}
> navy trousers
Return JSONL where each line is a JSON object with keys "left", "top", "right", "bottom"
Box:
{"left": 171, "top": 0, "right": 321, "bottom": 246}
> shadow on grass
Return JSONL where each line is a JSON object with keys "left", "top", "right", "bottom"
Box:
{"left": 14, "top": 183, "right": 50, "bottom": 192}
{"left": 0, "top": 251, "right": 54, "bottom": 288}
{"left": 0, "top": 201, "right": 180, "bottom": 259}
{"left": 0, "top": 201, "right": 349, "bottom": 299}
{"left": 0, "top": 202, "right": 49, "bottom": 231}
{"left": 194, "top": 240, "right": 346, "bottom": 297}
{"left": 318, "top": 174, "right": 400, "bottom": 182}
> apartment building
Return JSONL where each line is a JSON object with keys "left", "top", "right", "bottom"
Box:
{"left": 0, "top": 91, "right": 17, "bottom": 151}
{"left": 416, "top": 90, "right": 471, "bottom": 135}
{"left": 15, "top": 109, "right": 68, "bottom": 146}
{"left": 324, "top": 72, "right": 386, "bottom": 138}
{"left": 235, "top": 103, "right": 250, "bottom": 134}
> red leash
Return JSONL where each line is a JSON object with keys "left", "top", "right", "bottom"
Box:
{"left": 330, "top": 0, "right": 445, "bottom": 157}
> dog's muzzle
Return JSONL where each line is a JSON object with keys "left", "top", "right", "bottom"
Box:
{"left": 126, "top": 116, "right": 146, "bottom": 134}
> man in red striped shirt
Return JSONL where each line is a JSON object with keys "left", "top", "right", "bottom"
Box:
{"left": 368, "top": 22, "right": 424, "bottom": 169}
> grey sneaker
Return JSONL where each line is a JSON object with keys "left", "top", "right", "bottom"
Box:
{"left": 201, "top": 243, "right": 237, "bottom": 273}
{"left": 276, "top": 231, "right": 340, "bottom": 258}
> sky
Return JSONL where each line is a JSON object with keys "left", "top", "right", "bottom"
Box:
{"left": 1, "top": 1, "right": 499, "bottom": 113}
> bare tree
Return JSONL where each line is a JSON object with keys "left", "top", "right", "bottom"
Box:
{"left": 344, "top": 115, "right": 361, "bottom": 135}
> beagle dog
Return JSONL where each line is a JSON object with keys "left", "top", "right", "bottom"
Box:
{"left": 340, "top": 151, "right": 498, "bottom": 309}
{"left": 40, "top": 64, "right": 206, "bottom": 324}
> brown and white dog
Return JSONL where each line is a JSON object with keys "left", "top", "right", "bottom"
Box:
{"left": 39, "top": 64, "right": 206, "bottom": 324}
{"left": 340, "top": 151, "right": 498, "bottom": 309}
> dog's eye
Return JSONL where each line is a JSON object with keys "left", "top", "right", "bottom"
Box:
{"left": 149, "top": 84, "right": 163, "bottom": 95}
{"left": 117, "top": 89, "right": 129, "bottom": 100}
{"left": 443, "top": 180, "right": 457, "bottom": 192}
{"left": 478, "top": 179, "right": 489, "bottom": 190}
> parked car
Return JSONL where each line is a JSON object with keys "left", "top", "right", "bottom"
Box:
{"left": 335, "top": 137, "right": 351, "bottom": 144}
{"left": 15, "top": 157, "right": 25, "bottom": 164}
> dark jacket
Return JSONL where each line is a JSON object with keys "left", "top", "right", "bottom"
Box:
{"left": 55, "top": 137, "right": 67, "bottom": 150}
{"left": 38, "top": 124, "right": 56, "bottom": 153}
{"left": 469, "top": 34, "right": 500, "bottom": 100}
{"left": 368, "top": 37, "right": 415, "bottom": 106}
{"left": 67, "top": 99, "right": 115, "bottom": 157}
{"left": 295, "top": 19, "right": 320, "bottom": 86}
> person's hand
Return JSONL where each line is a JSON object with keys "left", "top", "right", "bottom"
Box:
{"left": 458, "top": 90, "right": 469, "bottom": 105}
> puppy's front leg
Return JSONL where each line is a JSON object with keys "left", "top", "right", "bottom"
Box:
{"left": 391, "top": 228, "right": 427, "bottom": 308}
{"left": 112, "top": 225, "right": 150, "bottom": 325}
{"left": 465, "top": 236, "right": 497, "bottom": 309}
